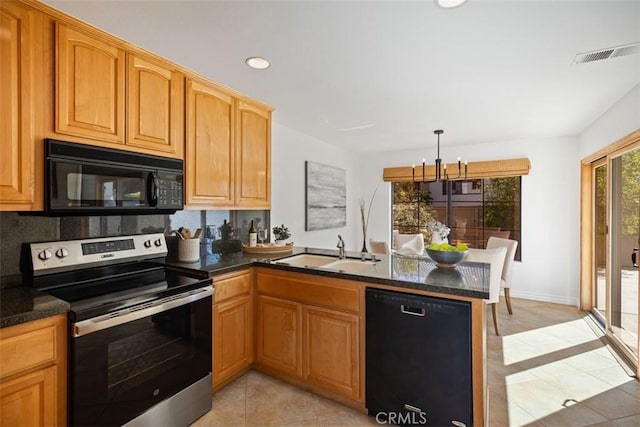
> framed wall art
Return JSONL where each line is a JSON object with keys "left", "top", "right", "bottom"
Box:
{"left": 305, "top": 161, "right": 346, "bottom": 231}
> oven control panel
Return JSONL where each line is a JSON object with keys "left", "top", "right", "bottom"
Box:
{"left": 30, "top": 233, "right": 167, "bottom": 273}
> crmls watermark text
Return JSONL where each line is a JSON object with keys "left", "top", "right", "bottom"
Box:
{"left": 375, "top": 411, "right": 428, "bottom": 425}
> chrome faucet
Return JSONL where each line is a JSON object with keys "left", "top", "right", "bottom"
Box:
{"left": 337, "top": 235, "right": 346, "bottom": 259}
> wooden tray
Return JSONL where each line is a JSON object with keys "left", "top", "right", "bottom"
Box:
{"left": 242, "top": 242, "right": 294, "bottom": 254}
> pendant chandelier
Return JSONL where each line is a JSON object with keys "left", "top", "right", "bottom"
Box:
{"left": 412, "top": 129, "right": 468, "bottom": 183}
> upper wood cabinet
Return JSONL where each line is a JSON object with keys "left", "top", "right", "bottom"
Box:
{"left": 185, "top": 78, "right": 272, "bottom": 209}
{"left": 2, "top": 0, "right": 272, "bottom": 211}
{"left": 235, "top": 100, "right": 271, "bottom": 208}
{"left": 185, "top": 78, "right": 235, "bottom": 207}
{"left": 55, "top": 23, "right": 184, "bottom": 158}
{"left": 56, "top": 23, "right": 126, "bottom": 144}
{"left": 126, "top": 53, "right": 184, "bottom": 158}
{"left": 0, "top": 1, "right": 43, "bottom": 210}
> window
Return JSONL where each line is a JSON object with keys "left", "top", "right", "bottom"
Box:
{"left": 392, "top": 177, "right": 522, "bottom": 260}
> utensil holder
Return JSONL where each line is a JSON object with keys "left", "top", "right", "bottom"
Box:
{"left": 178, "top": 238, "right": 200, "bottom": 262}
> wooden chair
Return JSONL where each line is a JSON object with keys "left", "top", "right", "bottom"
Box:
{"left": 486, "top": 236, "right": 519, "bottom": 315}
{"left": 465, "top": 247, "right": 507, "bottom": 335}
{"left": 369, "top": 239, "right": 390, "bottom": 254}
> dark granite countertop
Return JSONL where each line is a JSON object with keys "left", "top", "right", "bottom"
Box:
{"left": 0, "top": 286, "right": 70, "bottom": 329}
{"left": 1, "top": 245, "right": 488, "bottom": 330}
{"left": 167, "top": 246, "right": 490, "bottom": 299}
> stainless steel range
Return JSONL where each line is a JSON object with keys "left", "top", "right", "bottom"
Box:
{"left": 27, "top": 233, "right": 213, "bottom": 427}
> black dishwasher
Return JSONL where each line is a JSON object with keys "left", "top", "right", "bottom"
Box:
{"left": 366, "top": 288, "right": 472, "bottom": 426}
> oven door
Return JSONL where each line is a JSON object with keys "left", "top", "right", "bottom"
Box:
{"left": 69, "top": 287, "right": 212, "bottom": 426}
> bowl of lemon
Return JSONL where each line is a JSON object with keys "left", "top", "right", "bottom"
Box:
{"left": 426, "top": 242, "right": 468, "bottom": 268}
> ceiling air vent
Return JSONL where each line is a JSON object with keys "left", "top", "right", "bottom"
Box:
{"left": 574, "top": 42, "right": 640, "bottom": 65}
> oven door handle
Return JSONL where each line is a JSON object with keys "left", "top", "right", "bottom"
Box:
{"left": 72, "top": 285, "right": 213, "bottom": 337}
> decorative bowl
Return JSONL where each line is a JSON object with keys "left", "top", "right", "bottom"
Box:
{"left": 425, "top": 248, "right": 467, "bottom": 268}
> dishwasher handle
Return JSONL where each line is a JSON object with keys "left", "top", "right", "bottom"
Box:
{"left": 400, "top": 304, "right": 426, "bottom": 317}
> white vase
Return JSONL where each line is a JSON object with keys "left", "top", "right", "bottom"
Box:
{"left": 431, "top": 234, "right": 447, "bottom": 245}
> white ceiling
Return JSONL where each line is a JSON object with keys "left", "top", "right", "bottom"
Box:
{"left": 44, "top": 0, "right": 640, "bottom": 152}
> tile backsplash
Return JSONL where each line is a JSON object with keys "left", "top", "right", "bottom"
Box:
{"left": 0, "top": 210, "right": 269, "bottom": 283}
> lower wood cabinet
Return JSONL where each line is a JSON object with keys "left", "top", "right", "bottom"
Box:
{"left": 254, "top": 268, "right": 363, "bottom": 403}
{"left": 213, "top": 269, "right": 253, "bottom": 390}
{"left": 255, "top": 295, "right": 302, "bottom": 378}
{"left": 303, "top": 306, "right": 360, "bottom": 400}
{"left": 0, "top": 366, "right": 56, "bottom": 426}
{"left": 0, "top": 314, "right": 66, "bottom": 426}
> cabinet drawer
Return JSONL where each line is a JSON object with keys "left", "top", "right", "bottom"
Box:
{"left": 214, "top": 270, "right": 252, "bottom": 303}
{"left": 256, "top": 269, "right": 359, "bottom": 313}
{"left": 0, "top": 325, "right": 56, "bottom": 379}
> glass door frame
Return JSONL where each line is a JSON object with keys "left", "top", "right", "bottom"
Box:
{"left": 580, "top": 129, "right": 640, "bottom": 377}
{"left": 591, "top": 157, "right": 607, "bottom": 328}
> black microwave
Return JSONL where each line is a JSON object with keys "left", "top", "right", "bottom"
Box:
{"left": 45, "top": 139, "right": 184, "bottom": 215}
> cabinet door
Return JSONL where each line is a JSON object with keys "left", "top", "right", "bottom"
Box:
{"left": 213, "top": 294, "right": 253, "bottom": 389}
{"left": 56, "top": 23, "right": 125, "bottom": 143}
{"left": 185, "top": 79, "right": 234, "bottom": 207}
{"left": 0, "top": 366, "right": 56, "bottom": 427}
{"left": 0, "top": 2, "right": 38, "bottom": 209}
{"left": 256, "top": 295, "right": 301, "bottom": 377}
{"left": 235, "top": 100, "right": 271, "bottom": 208}
{"left": 127, "top": 53, "right": 184, "bottom": 158}
{"left": 303, "top": 306, "right": 360, "bottom": 400}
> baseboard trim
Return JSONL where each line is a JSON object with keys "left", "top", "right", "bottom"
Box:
{"left": 508, "top": 290, "right": 578, "bottom": 306}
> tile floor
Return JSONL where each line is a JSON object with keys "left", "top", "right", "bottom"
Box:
{"left": 192, "top": 298, "right": 640, "bottom": 426}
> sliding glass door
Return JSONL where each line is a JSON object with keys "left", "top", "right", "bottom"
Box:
{"left": 609, "top": 147, "right": 639, "bottom": 358}
{"left": 592, "top": 160, "right": 607, "bottom": 325}
{"left": 590, "top": 144, "right": 640, "bottom": 369}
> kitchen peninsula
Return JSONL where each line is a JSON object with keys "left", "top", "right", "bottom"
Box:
{"left": 168, "top": 247, "right": 490, "bottom": 426}
{"left": 0, "top": 240, "right": 490, "bottom": 426}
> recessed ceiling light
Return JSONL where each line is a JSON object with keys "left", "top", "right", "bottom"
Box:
{"left": 435, "top": 0, "right": 468, "bottom": 9}
{"left": 245, "top": 56, "right": 271, "bottom": 70}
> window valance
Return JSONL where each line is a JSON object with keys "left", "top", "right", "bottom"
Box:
{"left": 382, "top": 157, "right": 531, "bottom": 182}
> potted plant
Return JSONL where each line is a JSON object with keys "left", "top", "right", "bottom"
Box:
{"left": 272, "top": 224, "right": 291, "bottom": 245}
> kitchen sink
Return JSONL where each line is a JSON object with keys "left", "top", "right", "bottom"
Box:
{"left": 320, "top": 259, "right": 377, "bottom": 273}
{"left": 273, "top": 254, "right": 377, "bottom": 273}
{"left": 274, "top": 254, "right": 338, "bottom": 267}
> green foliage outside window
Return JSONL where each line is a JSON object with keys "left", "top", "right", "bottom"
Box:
{"left": 392, "top": 182, "right": 437, "bottom": 239}
{"left": 484, "top": 177, "right": 520, "bottom": 230}
{"left": 621, "top": 150, "right": 640, "bottom": 237}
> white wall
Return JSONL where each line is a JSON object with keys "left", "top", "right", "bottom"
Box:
{"left": 359, "top": 136, "right": 581, "bottom": 306}
{"left": 579, "top": 83, "right": 640, "bottom": 158}
{"left": 271, "top": 82, "right": 639, "bottom": 306}
{"left": 270, "top": 122, "right": 361, "bottom": 251}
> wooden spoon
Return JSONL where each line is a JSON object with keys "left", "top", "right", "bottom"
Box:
{"left": 179, "top": 227, "right": 191, "bottom": 239}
